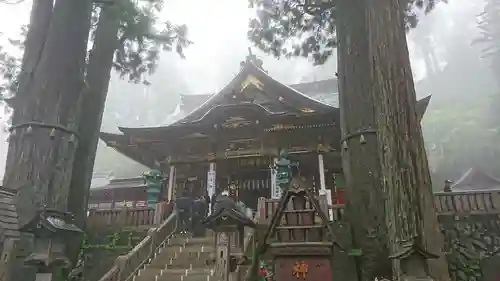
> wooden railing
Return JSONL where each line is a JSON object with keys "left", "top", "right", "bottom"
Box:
{"left": 94, "top": 191, "right": 500, "bottom": 281}
{"left": 257, "top": 190, "right": 500, "bottom": 223}
{"left": 87, "top": 208, "right": 155, "bottom": 228}
{"left": 87, "top": 202, "right": 173, "bottom": 229}
{"left": 97, "top": 211, "right": 178, "bottom": 281}
{"left": 434, "top": 190, "right": 500, "bottom": 214}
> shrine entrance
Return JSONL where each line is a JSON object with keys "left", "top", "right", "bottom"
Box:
{"left": 216, "top": 158, "right": 272, "bottom": 211}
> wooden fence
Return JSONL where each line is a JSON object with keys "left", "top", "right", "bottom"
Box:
{"left": 257, "top": 190, "right": 500, "bottom": 224}
{"left": 87, "top": 191, "right": 500, "bottom": 229}
{"left": 87, "top": 202, "right": 173, "bottom": 229}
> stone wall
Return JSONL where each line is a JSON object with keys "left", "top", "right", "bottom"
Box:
{"left": 327, "top": 213, "right": 500, "bottom": 281}
{"left": 83, "top": 228, "right": 148, "bottom": 281}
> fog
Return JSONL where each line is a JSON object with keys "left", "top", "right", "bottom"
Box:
{"left": 1, "top": 0, "right": 498, "bottom": 189}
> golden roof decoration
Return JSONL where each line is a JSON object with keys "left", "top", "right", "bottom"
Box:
{"left": 240, "top": 75, "right": 264, "bottom": 92}
{"left": 300, "top": 108, "right": 315, "bottom": 113}
{"left": 221, "top": 116, "right": 252, "bottom": 129}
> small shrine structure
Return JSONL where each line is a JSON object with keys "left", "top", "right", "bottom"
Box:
{"left": 257, "top": 176, "right": 340, "bottom": 281}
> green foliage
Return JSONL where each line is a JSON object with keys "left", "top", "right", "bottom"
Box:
{"left": 0, "top": 28, "right": 25, "bottom": 97}
{"left": 247, "top": 0, "right": 445, "bottom": 64}
{"left": 0, "top": 0, "right": 191, "bottom": 96}
{"left": 106, "top": 0, "right": 191, "bottom": 84}
{"left": 442, "top": 216, "right": 500, "bottom": 281}
{"left": 475, "top": 0, "right": 500, "bottom": 74}
{"left": 82, "top": 231, "right": 133, "bottom": 250}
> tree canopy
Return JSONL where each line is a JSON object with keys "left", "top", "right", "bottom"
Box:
{"left": 247, "top": 0, "right": 445, "bottom": 64}
{"left": 0, "top": 0, "right": 191, "bottom": 97}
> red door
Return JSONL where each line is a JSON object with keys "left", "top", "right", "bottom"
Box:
{"left": 275, "top": 257, "right": 332, "bottom": 281}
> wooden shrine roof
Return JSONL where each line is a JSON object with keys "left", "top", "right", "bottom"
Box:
{"left": 99, "top": 55, "right": 432, "bottom": 170}
{"left": 118, "top": 61, "right": 338, "bottom": 138}
{"left": 0, "top": 188, "right": 19, "bottom": 243}
{"left": 179, "top": 78, "right": 339, "bottom": 113}
{"left": 91, "top": 177, "right": 145, "bottom": 191}
{"left": 451, "top": 168, "right": 500, "bottom": 191}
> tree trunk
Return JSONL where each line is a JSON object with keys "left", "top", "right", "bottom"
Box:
{"left": 66, "top": 3, "right": 121, "bottom": 265}
{"left": 4, "top": 0, "right": 93, "bottom": 226}
{"left": 4, "top": 2, "right": 55, "bottom": 279}
{"left": 336, "top": 0, "right": 391, "bottom": 279}
{"left": 365, "top": 0, "right": 450, "bottom": 280}
{"left": 4, "top": 0, "right": 53, "bottom": 181}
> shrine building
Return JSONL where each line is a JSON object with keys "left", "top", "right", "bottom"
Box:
{"left": 99, "top": 54, "right": 431, "bottom": 210}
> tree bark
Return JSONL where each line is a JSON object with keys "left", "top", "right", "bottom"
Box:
{"left": 365, "top": 0, "right": 450, "bottom": 280}
{"left": 4, "top": 2, "right": 55, "bottom": 279}
{"left": 66, "top": 3, "right": 121, "bottom": 265}
{"left": 4, "top": 0, "right": 93, "bottom": 227}
{"left": 336, "top": 0, "right": 391, "bottom": 279}
{"left": 4, "top": 0, "right": 53, "bottom": 181}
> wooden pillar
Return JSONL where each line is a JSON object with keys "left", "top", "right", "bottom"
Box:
{"left": 318, "top": 154, "right": 333, "bottom": 220}
{"left": 208, "top": 162, "right": 216, "bottom": 214}
{"left": 153, "top": 203, "right": 163, "bottom": 224}
{"left": 318, "top": 154, "right": 327, "bottom": 192}
{"left": 167, "top": 165, "right": 176, "bottom": 202}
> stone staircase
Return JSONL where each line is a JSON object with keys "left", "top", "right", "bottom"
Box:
{"left": 134, "top": 234, "right": 217, "bottom": 281}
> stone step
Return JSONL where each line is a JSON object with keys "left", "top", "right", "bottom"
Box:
{"left": 161, "top": 245, "right": 185, "bottom": 255}
{"left": 184, "top": 237, "right": 213, "bottom": 246}
{"left": 168, "top": 236, "right": 190, "bottom": 246}
{"left": 178, "top": 245, "right": 215, "bottom": 256}
{"left": 156, "top": 268, "right": 214, "bottom": 281}
{"left": 149, "top": 247, "right": 213, "bottom": 266}
{"left": 178, "top": 247, "right": 214, "bottom": 256}
{"left": 135, "top": 268, "right": 163, "bottom": 281}
{"left": 148, "top": 255, "right": 170, "bottom": 269}
{"left": 132, "top": 231, "right": 216, "bottom": 281}
{"left": 166, "top": 258, "right": 211, "bottom": 269}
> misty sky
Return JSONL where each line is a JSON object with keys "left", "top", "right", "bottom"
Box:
{"left": 0, "top": 0, "right": 484, "bottom": 180}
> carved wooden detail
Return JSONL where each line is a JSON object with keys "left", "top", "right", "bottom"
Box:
{"left": 221, "top": 116, "right": 253, "bottom": 129}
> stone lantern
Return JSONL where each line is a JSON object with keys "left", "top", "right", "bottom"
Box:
{"left": 443, "top": 180, "right": 453, "bottom": 192}
{"left": 142, "top": 170, "right": 166, "bottom": 208}
{"left": 203, "top": 195, "right": 256, "bottom": 281}
{"left": 273, "top": 149, "right": 298, "bottom": 192}
{"left": 20, "top": 209, "right": 83, "bottom": 281}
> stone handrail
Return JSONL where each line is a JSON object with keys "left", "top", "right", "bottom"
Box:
{"left": 97, "top": 210, "right": 178, "bottom": 281}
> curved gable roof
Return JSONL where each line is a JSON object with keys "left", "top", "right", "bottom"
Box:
{"left": 175, "top": 61, "right": 336, "bottom": 125}
{"left": 451, "top": 168, "right": 500, "bottom": 191}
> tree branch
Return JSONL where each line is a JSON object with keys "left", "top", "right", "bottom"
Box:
{"left": 0, "top": 0, "right": 25, "bottom": 5}
{"left": 300, "top": 0, "right": 336, "bottom": 16}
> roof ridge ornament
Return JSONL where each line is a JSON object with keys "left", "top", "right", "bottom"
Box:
{"left": 241, "top": 47, "right": 265, "bottom": 70}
